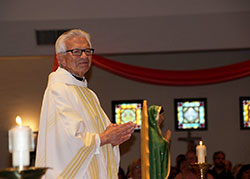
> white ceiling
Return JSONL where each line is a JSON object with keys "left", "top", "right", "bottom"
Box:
{"left": 0, "top": 0, "right": 250, "bottom": 56}
{"left": 1, "top": 0, "right": 250, "bottom": 21}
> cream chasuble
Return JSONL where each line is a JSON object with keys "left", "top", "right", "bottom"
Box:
{"left": 35, "top": 67, "right": 120, "bottom": 179}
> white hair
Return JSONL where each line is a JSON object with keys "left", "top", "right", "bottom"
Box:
{"left": 55, "top": 29, "right": 92, "bottom": 54}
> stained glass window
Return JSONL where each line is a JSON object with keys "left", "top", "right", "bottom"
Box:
{"left": 112, "top": 100, "right": 143, "bottom": 130}
{"left": 174, "top": 98, "right": 207, "bottom": 131}
{"left": 239, "top": 97, "right": 250, "bottom": 129}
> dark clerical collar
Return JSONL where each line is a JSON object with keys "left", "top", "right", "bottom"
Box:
{"left": 72, "top": 74, "right": 85, "bottom": 82}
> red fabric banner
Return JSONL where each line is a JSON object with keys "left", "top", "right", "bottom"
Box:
{"left": 53, "top": 55, "right": 250, "bottom": 86}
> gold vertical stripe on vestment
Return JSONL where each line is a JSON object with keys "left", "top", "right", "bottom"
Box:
{"left": 36, "top": 150, "right": 46, "bottom": 167}
{"left": 58, "top": 145, "right": 86, "bottom": 178}
{"left": 79, "top": 87, "right": 118, "bottom": 179}
{"left": 59, "top": 144, "right": 94, "bottom": 178}
{"left": 106, "top": 145, "right": 114, "bottom": 179}
{"left": 58, "top": 136, "right": 95, "bottom": 179}
{"left": 90, "top": 93, "right": 107, "bottom": 130}
{"left": 37, "top": 114, "right": 56, "bottom": 167}
{"left": 80, "top": 87, "right": 106, "bottom": 132}
{"left": 74, "top": 87, "right": 101, "bottom": 177}
{"left": 68, "top": 146, "right": 94, "bottom": 179}
{"left": 74, "top": 86, "right": 118, "bottom": 179}
{"left": 47, "top": 115, "right": 55, "bottom": 131}
{"left": 89, "top": 156, "right": 99, "bottom": 178}
{"left": 74, "top": 87, "right": 99, "bottom": 132}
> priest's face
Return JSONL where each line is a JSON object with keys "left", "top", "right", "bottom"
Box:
{"left": 58, "top": 36, "right": 92, "bottom": 77}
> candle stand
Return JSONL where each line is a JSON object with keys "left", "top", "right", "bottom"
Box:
{"left": 191, "top": 163, "right": 211, "bottom": 179}
{"left": 0, "top": 167, "right": 49, "bottom": 179}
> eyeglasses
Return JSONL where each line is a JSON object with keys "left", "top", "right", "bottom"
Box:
{"left": 65, "top": 48, "right": 94, "bottom": 56}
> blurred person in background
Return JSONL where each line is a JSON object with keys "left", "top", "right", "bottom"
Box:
{"left": 208, "top": 151, "right": 234, "bottom": 179}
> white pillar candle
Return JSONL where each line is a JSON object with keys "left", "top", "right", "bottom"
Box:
{"left": 196, "top": 141, "right": 207, "bottom": 163}
{"left": 8, "top": 116, "right": 34, "bottom": 169}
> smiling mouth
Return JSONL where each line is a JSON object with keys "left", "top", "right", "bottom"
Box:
{"left": 78, "top": 61, "right": 88, "bottom": 65}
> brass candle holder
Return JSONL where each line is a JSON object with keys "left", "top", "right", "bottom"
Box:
{"left": 0, "top": 167, "right": 49, "bottom": 179}
{"left": 191, "top": 163, "right": 211, "bottom": 179}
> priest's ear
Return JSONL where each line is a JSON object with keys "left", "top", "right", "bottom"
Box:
{"left": 56, "top": 53, "right": 66, "bottom": 67}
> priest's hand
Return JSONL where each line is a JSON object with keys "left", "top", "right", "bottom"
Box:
{"left": 99, "top": 122, "right": 136, "bottom": 146}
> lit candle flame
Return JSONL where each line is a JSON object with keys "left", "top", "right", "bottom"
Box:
{"left": 199, "top": 141, "right": 203, "bottom": 145}
{"left": 16, "top": 116, "right": 22, "bottom": 126}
